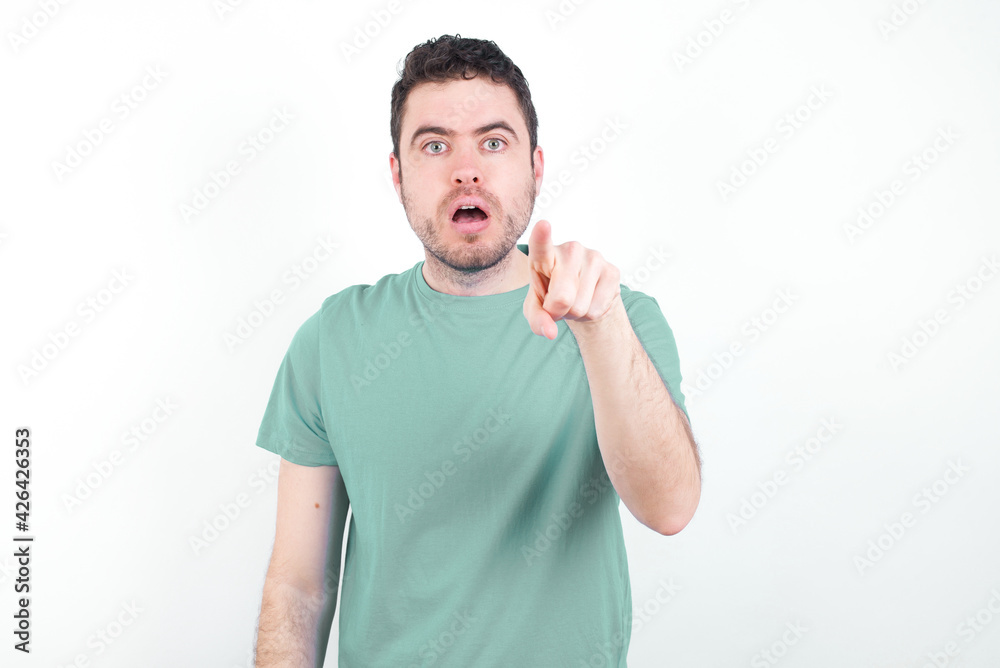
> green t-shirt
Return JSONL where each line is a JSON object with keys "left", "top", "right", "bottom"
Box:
{"left": 256, "top": 244, "right": 688, "bottom": 667}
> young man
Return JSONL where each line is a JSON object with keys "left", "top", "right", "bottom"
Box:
{"left": 254, "top": 34, "right": 700, "bottom": 668}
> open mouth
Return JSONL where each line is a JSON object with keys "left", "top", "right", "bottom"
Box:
{"left": 452, "top": 205, "right": 489, "bottom": 224}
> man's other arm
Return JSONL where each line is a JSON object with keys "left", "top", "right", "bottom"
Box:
{"left": 255, "top": 459, "right": 351, "bottom": 667}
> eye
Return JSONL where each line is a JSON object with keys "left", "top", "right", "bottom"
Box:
{"left": 426, "top": 141, "right": 445, "bottom": 154}
{"left": 484, "top": 138, "right": 506, "bottom": 151}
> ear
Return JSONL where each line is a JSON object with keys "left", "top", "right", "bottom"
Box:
{"left": 532, "top": 145, "right": 544, "bottom": 194}
{"left": 389, "top": 151, "right": 402, "bottom": 203}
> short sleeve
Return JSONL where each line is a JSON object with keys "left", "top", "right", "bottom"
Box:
{"left": 255, "top": 308, "right": 338, "bottom": 466}
{"left": 623, "top": 292, "right": 690, "bottom": 425}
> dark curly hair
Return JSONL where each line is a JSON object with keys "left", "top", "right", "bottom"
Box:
{"left": 390, "top": 34, "right": 538, "bottom": 169}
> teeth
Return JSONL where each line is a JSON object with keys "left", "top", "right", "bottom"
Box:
{"left": 460, "top": 205, "right": 477, "bottom": 209}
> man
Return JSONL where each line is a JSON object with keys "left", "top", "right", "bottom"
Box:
{"left": 254, "top": 34, "right": 701, "bottom": 667}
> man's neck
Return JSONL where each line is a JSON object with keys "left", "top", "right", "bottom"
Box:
{"left": 422, "top": 246, "right": 531, "bottom": 297}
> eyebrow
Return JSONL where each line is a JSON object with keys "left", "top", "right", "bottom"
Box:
{"left": 409, "top": 121, "right": 520, "bottom": 149}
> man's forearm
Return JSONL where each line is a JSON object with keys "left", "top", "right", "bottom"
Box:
{"left": 256, "top": 579, "right": 334, "bottom": 668}
{"left": 567, "top": 296, "right": 701, "bottom": 535}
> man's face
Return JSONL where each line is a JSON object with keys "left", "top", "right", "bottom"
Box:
{"left": 390, "top": 76, "right": 543, "bottom": 274}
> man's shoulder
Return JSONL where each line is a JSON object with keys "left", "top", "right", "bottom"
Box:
{"left": 314, "top": 261, "right": 419, "bottom": 317}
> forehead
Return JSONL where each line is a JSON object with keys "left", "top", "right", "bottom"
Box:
{"left": 402, "top": 76, "right": 524, "bottom": 133}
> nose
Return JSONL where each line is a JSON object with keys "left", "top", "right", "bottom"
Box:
{"left": 450, "top": 144, "right": 483, "bottom": 185}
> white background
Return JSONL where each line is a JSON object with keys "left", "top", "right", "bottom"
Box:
{"left": 2, "top": 0, "right": 999, "bottom": 666}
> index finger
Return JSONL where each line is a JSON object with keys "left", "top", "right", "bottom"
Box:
{"left": 528, "top": 219, "right": 555, "bottom": 275}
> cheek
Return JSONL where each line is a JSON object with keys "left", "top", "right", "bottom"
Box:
{"left": 403, "top": 163, "right": 435, "bottom": 194}
{"left": 411, "top": 161, "right": 450, "bottom": 190}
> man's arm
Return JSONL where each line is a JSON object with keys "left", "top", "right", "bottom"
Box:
{"left": 523, "top": 222, "right": 700, "bottom": 535}
{"left": 567, "top": 297, "right": 702, "bottom": 536}
{"left": 255, "top": 458, "right": 351, "bottom": 667}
